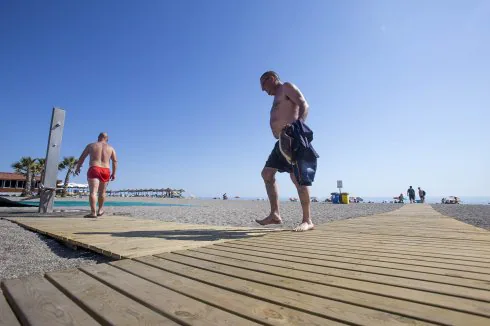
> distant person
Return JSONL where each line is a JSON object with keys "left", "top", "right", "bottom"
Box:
{"left": 398, "top": 193, "right": 404, "bottom": 203}
{"left": 223, "top": 193, "right": 228, "bottom": 200}
{"left": 255, "top": 71, "right": 315, "bottom": 232}
{"left": 418, "top": 187, "right": 426, "bottom": 203}
{"left": 75, "top": 132, "right": 117, "bottom": 218}
{"left": 407, "top": 186, "right": 416, "bottom": 203}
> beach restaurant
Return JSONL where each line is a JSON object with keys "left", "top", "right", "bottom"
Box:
{"left": 0, "top": 172, "right": 41, "bottom": 195}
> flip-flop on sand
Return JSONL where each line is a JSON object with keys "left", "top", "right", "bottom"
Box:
{"left": 84, "top": 214, "right": 97, "bottom": 218}
{"left": 97, "top": 211, "right": 105, "bottom": 217}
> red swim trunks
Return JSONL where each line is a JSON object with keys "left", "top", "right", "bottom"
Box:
{"left": 87, "top": 166, "right": 111, "bottom": 183}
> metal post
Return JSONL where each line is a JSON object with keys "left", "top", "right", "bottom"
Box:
{"left": 39, "top": 108, "right": 65, "bottom": 213}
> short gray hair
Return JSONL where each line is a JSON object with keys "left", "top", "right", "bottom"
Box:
{"left": 260, "top": 71, "right": 280, "bottom": 82}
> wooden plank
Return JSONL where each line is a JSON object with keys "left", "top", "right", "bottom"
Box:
{"left": 260, "top": 238, "right": 490, "bottom": 260}
{"left": 0, "top": 290, "right": 20, "bottom": 326}
{"left": 0, "top": 277, "right": 98, "bottom": 326}
{"left": 151, "top": 253, "right": 490, "bottom": 326}
{"left": 320, "top": 222, "right": 487, "bottom": 232}
{"left": 207, "top": 244, "right": 490, "bottom": 290}
{"left": 321, "top": 226, "right": 489, "bottom": 236}
{"left": 311, "top": 227, "right": 490, "bottom": 240}
{"left": 224, "top": 241, "right": 490, "bottom": 273}
{"left": 190, "top": 246, "right": 490, "bottom": 301}
{"left": 263, "top": 234, "right": 490, "bottom": 258}
{"left": 268, "top": 231, "right": 490, "bottom": 249}
{"left": 235, "top": 237, "right": 490, "bottom": 268}
{"left": 175, "top": 249, "right": 490, "bottom": 315}
{"left": 304, "top": 229, "right": 490, "bottom": 242}
{"left": 90, "top": 260, "right": 345, "bottom": 326}
{"left": 251, "top": 231, "right": 490, "bottom": 255}
{"left": 248, "top": 232, "right": 490, "bottom": 256}
{"left": 318, "top": 218, "right": 481, "bottom": 227}
{"left": 45, "top": 269, "right": 178, "bottom": 325}
{"left": 217, "top": 243, "right": 490, "bottom": 282}
{"left": 133, "top": 256, "right": 432, "bottom": 326}
{"left": 4, "top": 216, "right": 273, "bottom": 259}
{"left": 273, "top": 225, "right": 490, "bottom": 238}
{"left": 318, "top": 222, "right": 487, "bottom": 232}
{"left": 261, "top": 239, "right": 490, "bottom": 264}
{"left": 78, "top": 264, "right": 262, "bottom": 326}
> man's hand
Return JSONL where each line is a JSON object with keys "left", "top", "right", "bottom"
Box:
{"left": 110, "top": 174, "right": 116, "bottom": 181}
{"left": 74, "top": 166, "right": 81, "bottom": 176}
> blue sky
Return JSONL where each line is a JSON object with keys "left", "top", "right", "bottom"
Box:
{"left": 1, "top": 0, "right": 489, "bottom": 198}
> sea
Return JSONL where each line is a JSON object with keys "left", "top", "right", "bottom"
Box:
{"left": 357, "top": 196, "right": 489, "bottom": 205}
{"left": 204, "top": 196, "right": 489, "bottom": 204}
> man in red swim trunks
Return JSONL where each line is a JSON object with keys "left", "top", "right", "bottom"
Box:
{"left": 75, "top": 132, "right": 118, "bottom": 218}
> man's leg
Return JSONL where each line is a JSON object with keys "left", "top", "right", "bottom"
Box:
{"left": 87, "top": 178, "right": 99, "bottom": 217}
{"left": 256, "top": 167, "right": 282, "bottom": 225}
{"left": 97, "top": 182, "right": 108, "bottom": 216}
{"left": 290, "top": 173, "right": 314, "bottom": 231}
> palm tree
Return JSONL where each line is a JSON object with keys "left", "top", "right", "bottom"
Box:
{"left": 58, "top": 156, "right": 79, "bottom": 197}
{"left": 11, "top": 157, "right": 37, "bottom": 196}
{"left": 34, "top": 158, "right": 46, "bottom": 176}
{"left": 33, "top": 158, "right": 46, "bottom": 185}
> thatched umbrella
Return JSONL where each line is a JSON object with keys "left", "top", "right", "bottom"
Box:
{"left": 173, "top": 188, "right": 185, "bottom": 198}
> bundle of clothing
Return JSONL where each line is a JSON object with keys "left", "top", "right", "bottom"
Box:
{"left": 278, "top": 120, "right": 319, "bottom": 186}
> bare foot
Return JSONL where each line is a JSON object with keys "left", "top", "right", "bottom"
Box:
{"left": 97, "top": 210, "right": 105, "bottom": 217}
{"left": 293, "top": 222, "right": 314, "bottom": 232}
{"left": 256, "top": 213, "right": 282, "bottom": 226}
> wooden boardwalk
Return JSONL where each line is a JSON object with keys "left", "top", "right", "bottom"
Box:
{"left": 2, "top": 216, "right": 277, "bottom": 259}
{"left": 1, "top": 204, "right": 490, "bottom": 325}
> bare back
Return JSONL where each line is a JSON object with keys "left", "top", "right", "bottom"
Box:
{"left": 269, "top": 83, "right": 306, "bottom": 139}
{"left": 87, "top": 142, "right": 114, "bottom": 168}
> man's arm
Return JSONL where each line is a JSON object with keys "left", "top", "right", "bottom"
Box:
{"left": 283, "top": 82, "right": 309, "bottom": 121}
{"left": 110, "top": 148, "right": 118, "bottom": 181}
{"left": 74, "top": 145, "right": 90, "bottom": 175}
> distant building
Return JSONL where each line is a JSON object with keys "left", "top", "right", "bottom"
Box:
{"left": 0, "top": 172, "right": 41, "bottom": 195}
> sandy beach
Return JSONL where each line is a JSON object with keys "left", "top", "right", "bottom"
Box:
{"left": 1, "top": 197, "right": 489, "bottom": 281}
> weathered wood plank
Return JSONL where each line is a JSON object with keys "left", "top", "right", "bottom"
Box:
{"left": 190, "top": 246, "right": 490, "bottom": 301}
{"left": 267, "top": 232, "right": 490, "bottom": 251}
{"left": 216, "top": 243, "right": 490, "bottom": 282}
{"left": 4, "top": 216, "right": 273, "bottom": 259}
{"left": 223, "top": 241, "right": 490, "bottom": 273}
{"left": 150, "top": 254, "right": 490, "bottom": 326}
{"left": 319, "top": 224, "right": 488, "bottom": 233}
{"left": 92, "top": 260, "right": 344, "bottom": 326}
{"left": 288, "top": 229, "right": 490, "bottom": 242}
{"left": 257, "top": 234, "right": 490, "bottom": 259}
{"left": 45, "top": 269, "right": 178, "bottom": 325}
{"left": 175, "top": 249, "right": 490, "bottom": 315}
{"left": 252, "top": 238, "right": 490, "bottom": 263}
{"left": 78, "top": 263, "right": 262, "bottom": 326}
{"left": 207, "top": 244, "right": 490, "bottom": 290}
{"left": 1, "top": 277, "right": 98, "bottom": 326}
{"left": 133, "top": 256, "right": 432, "bottom": 326}
{"left": 317, "top": 222, "right": 487, "bottom": 232}
{"left": 0, "top": 290, "right": 20, "bottom": 326}
{"left": 302, "top": 229, "right": 490, "bottom": 242}
{"left": 235, "top": 237, "right": 490, "bottom": 268}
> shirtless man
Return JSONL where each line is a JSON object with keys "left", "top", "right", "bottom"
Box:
{"left": 256, "top": 71, "right": 314, "bottom": 231}
{"left": 74, "top": 132, "right": 117, "bottom": 218}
